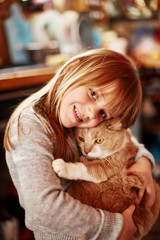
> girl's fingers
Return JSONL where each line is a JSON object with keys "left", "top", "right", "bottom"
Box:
{"left": 138, "top": 188, "right": 145, "bottom": 203}
{"left": 129, "top": 204, "right": 136, "bottom": 213}
{"left": 138, "top": 186, "right": 155, "bottom": 209}
{"left": 145, "top": 187, "right": 155, "bottom": 209}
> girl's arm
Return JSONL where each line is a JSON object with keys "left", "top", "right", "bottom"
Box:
{"left": 128, "top": 156, "right": 155, "bottom": 208}
{"left": 129, "top": 135, "right": 156, "bottom": 208}
{"left": 6, "top": 109, "right": 123, "bottom": 240}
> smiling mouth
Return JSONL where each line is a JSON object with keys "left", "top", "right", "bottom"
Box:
{"left": 74, "top": 106, "right": 83, "bottom": 122}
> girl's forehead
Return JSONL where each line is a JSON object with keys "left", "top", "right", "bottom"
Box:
{"left": 96, "top": 81, "right": 118, "bottom": 94}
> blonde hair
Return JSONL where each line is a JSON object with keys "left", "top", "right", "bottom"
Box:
{"left": 4, "top": 49, "right": 142, "bottom": 158}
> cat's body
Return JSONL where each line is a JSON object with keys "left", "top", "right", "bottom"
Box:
{"left": 52, "top": 122, "right": 160, "bottom": 240}
{"left": 68, "top": 125, "right": 141, "bottom": 212}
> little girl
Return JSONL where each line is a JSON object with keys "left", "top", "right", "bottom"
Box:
{"left": 4, "top": 49, "right": 155, "bottom": 240}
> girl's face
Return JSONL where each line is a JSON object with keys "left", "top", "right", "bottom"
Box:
{"left": 59, "top": 86, "right": 115, "bottom": 128}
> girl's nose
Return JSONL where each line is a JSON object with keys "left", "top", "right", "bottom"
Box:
{"left": 84, "top": 105, "right": 97, "bottom": 121}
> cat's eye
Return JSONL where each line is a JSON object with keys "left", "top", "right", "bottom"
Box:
{"left": 96, "top": 138, "right": 104, "bottom": 144}
{"left": 79, "top": 136, "right": 85, "bottom": 142}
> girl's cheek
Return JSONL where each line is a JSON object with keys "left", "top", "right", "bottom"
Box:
{"left": 88, "top": 119, "right": 102, "bottom": 128}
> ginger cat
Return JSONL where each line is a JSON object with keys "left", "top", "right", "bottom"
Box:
{"left": 52, "top": 121, "right": 160, "bottom": 240}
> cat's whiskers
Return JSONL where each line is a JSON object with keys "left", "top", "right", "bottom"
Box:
{"left": 104, "top": 157, "right": 113, "bottom": 166}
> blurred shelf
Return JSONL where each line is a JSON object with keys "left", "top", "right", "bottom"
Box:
{"left": 0, "top": 63, "right": 59, "bottom": 92}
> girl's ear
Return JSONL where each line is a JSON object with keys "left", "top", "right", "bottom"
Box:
{"left": 63, "top": 59, "right": 80, "bottom": 74}
{"left": 106, "top": 118, "right": 122, "bottom": 130}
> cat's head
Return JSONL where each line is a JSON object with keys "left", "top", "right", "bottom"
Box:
{"left": 74, "top": 121, "right": 130, "bottom": 160}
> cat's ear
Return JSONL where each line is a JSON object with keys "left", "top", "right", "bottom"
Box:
{"left": 106, "top": 118, "right": 122, "bottom": 130}
{"left": 112, "top": 122, "right": 122, "bottom": 131}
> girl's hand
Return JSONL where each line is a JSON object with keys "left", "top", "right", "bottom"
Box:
{"left": 127, "top": 156, "right": 155, "bottom": 208}
{"left": 118, "top": 205, "right": 137, "bottom": 240}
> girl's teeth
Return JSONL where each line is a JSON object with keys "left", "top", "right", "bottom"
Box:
{"left": 75, "top": 107, "right": 82, "bottom": 121}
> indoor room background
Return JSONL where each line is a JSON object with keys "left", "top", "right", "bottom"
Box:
{"left": 0, "top": 0, "right": 160, "bottom": 239}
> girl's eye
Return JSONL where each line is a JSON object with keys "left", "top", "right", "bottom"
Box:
{"left": 99, "top": 110, "right": 106, "bottom": 119}
{"left": 90, "top": 89, "right": 97, "bottom": 100}
{"left": 96, "top": 138, "right": 104, "bottom": 144}
{"left": 79, "top": 136, "right": 85, "bottom": 142}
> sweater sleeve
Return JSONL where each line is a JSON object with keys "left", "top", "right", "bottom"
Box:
{"left": 6, "top": 109, "right": 123, "bottom": 240}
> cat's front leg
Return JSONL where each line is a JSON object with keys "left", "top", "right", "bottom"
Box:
{"left": 52, "top": 159, "right": 101, "bottom": 183}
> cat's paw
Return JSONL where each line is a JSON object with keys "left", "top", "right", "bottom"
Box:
{"left": 52, "top": 159, "right": 68, "bottom": 178}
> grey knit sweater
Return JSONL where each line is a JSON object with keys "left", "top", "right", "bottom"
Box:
{"left": 5, "top": 107, "right": 155, "bottom": 240}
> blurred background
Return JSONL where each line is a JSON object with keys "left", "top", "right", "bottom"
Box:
{"left": 0, "top": 0, "right": 160, "bottom": 239}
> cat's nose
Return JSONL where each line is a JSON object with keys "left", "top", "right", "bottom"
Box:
{"left": 84, "top": 148, "right": 90, "bottom": 154}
